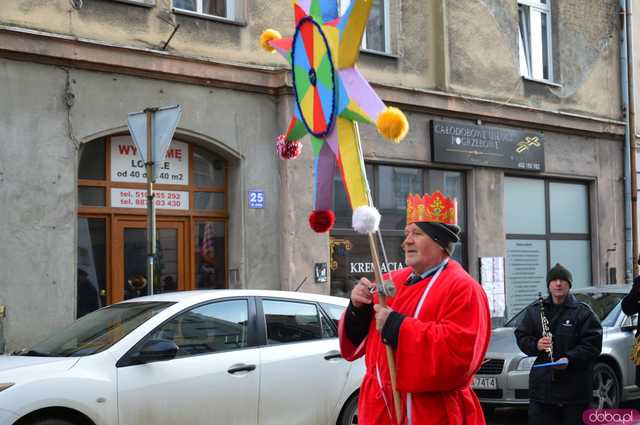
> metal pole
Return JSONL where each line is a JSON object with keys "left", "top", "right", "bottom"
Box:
{"left": 620, "top": 0, "right": 633, "bottom": 282}
{"left": 145, "top": 108, "right": 157, "bottom": 295}
{"left": 626, "top": 0, "right": 638, "bottom": 277}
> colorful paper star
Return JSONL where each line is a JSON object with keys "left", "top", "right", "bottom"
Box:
{"left": 261, "top": 0, "right": 408, "bottom": 233}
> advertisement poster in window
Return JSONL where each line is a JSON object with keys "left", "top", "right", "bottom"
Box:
{"left": 110, "top": 136, "right": 189, "bottom": 185}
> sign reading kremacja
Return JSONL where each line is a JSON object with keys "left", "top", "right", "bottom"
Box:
{"left": 431, "top": 120, "right": 545, "bottom": 171}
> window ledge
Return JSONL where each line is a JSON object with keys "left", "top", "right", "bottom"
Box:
{"left": 172, "top": 8, "right": 246, "bottom": 26}
{"left": 522, "top": 76, "right": 562, "bottom": 88}
{"left": 110, "top": 0, "right": 155, "bottom": 6}
{"left": 360, "top": 48, "right": 398, "bottom": 59}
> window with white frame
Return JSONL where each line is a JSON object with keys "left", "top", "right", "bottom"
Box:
{"left": 173, "top": 0, "right": 235, "bottom": 20}
{"left": 518, "top": 0, "right": 553, "bottom": 81}
{"left": 339, "top": 0, "right": 390, "bottom": 53}
{"left": 504, "top": 177, "right": 592, "bottom": 319}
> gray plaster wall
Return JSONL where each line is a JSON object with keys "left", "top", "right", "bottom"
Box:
{"left": 0, "top": 60, "right": 76, "bottom": 352}
{"left": 359, "top": 113, "right": 625, "bottom": 285}
{"left": 446, "top": 0, "right": 621, "bottom": 120}
{"left": 1, "top": 0, "right": 623, "bottom": 122}
{"left": 0, "top": 57, "right": 295, "bottom": 351}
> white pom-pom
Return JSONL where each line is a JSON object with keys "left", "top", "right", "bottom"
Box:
{"left": 352, "top": 206, "right": 381, "bottom": 234}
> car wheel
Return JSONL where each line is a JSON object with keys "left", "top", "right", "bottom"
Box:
{"left": 591, "top": 362, "right": 620, "bottom": 409}
{"left": 337, "top": 393, "right": 358, "bottom": 425}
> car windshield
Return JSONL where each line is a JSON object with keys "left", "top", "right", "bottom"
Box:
{"left": 15, "top": 302, "right": 173, "bottom": 357}
{"left": 505, "top": 292, "right": 624, "bottom": 328}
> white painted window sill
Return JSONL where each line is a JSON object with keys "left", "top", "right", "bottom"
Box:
{"left": 110, "top": 0, "right": 155, "bottom": 7}
{"left": 522, "top": 76, "right": 562, "bottom": 88}
{"left": 172, "top": 8, "right": 245, "bottom": 26}
{"left": 361, "top": 48, "right": 398, "bottom": 59}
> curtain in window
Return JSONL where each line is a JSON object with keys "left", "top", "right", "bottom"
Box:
{"left": 365, "top": 0, "right": 385, "bottom": 52}
{"left": 204, "top": 0, "right": 227, "bottom": 17}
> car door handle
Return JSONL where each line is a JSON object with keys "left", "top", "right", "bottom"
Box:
{"left": 324, "top": 350, "right": 342, "bottom": 361}
{"left": 227, "top": 363, "right": 256, "bottom": 374}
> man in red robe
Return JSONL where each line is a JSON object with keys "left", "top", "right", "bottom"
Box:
{"left": 339, "top": 192, "right": 491, "bottom": 425}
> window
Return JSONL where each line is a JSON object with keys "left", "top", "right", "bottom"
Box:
{"left": 263, "top": 300, "right": 333, "bottom": 344}
{"left": 339, "top": 0, "right": 390, "bottom": 53}
{"left": 195, "top": 221, "right": 226, "bottom": 289}
{"left": 320, "top": 302, "right": 346, "bottom": 329}
{"left": 77, "top": 136, "right": 228, "bottom": 316}
{"left": 27, "top": 302, "right": 172, "bottom": 357}
{"left": 173, "top": 0, "right": 235, "bottom": 20}
{"left": 77, "top": 217, "right": 107, "bottom": 318}
{"left": 149, "top": 299, "right": 249, "bottom": 357}
{"left": 518, "top": 0, "right": 553, "bottom": 81}
{"left": 504, "top": 177, "right": 591, "bottom": 318}
{"left": 330, "top": 165, "right": 466, "bottom": 298}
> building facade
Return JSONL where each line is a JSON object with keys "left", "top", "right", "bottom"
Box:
{"left": 0, "top": 0, "right": 627, "bottom": 351}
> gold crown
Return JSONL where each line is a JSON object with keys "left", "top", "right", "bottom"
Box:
{"left": 406, "top": 192, "right": 457, "bottom": 225}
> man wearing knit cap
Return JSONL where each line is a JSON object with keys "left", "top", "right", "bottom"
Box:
{"left": 515, "top": 263, "right": 602, "bottom": 425}
{"left": 338, "top": 192, "right": 491, "bottom": 425}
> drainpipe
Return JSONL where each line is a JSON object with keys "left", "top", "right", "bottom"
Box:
{"left": 626, "top": 0, "right": 639, "bottom": 278}
{"left": 620, "top": 0, "right": 633, "bottom": 283}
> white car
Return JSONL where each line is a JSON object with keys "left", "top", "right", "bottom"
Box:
{"left": 0, "top": 290, "right": 362, "bottom": 425}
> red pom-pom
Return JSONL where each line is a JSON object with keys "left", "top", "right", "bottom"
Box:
{"left": 308, "top": 210, "right": 335, "bottom": 233}
{"left": 276, "top": 134, "right": 303, "bottom": 160}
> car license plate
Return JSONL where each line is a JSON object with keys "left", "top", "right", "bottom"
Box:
{"left": 472, "top": 376, "right": 497, "bottom": 390}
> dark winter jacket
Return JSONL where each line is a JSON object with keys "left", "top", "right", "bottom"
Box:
{"left": 514, "top": 294, "right": 602, "bottom": 405}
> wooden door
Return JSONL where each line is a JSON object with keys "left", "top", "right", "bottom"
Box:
{"left": 112, "top": 218, "right": 188, "bottom": 303}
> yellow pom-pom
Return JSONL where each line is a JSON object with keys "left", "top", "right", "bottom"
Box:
{"left": 376, "top": 107, "right": 409, "bottom": 143}
{"left": 260, "top": 29, "right": 282, "bottom": 53}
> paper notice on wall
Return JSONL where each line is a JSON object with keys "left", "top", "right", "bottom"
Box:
{"left": 480, "top": 256, "right": 506, "bottom": 317}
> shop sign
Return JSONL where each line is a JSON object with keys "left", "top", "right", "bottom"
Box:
{"left": 349, "top": 262, "right": 405, "bottom": 273}
{"left": 431, "top": 120, "right": 545, "bottom": 171}
{"left": 111, "top": 188, "right": 189, "bottom": 210}
{"left": 110, "top": 136, "right": 189, "bottom": 185}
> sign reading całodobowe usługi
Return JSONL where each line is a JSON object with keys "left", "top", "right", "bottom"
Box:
{"left": 431, "top": 120, "right": 544, "bottom": 171}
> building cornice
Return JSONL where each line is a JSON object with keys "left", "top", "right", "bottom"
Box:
{"left": 0, "top": 25, "right": 625, "bottom": 139}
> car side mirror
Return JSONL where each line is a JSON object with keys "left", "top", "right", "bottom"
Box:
{"left": 131, "top": 339, "right": 179, "bottom": 364}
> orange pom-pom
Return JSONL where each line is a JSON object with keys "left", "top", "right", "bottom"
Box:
{"left": 260, "top": 29, "right": 282, "bottom": 53}
{"left": 376, "top": 106, "right": 409, "bottom": 143}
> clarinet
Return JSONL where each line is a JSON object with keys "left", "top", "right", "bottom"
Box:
{"left": 538, "top": 292, "right": 553, "bottom": 362}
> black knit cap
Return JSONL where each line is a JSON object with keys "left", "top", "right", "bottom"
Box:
{"left": 415, "top": 222, "right": 461, "bottom": 256}
{"left": 547, "top": 263, "right": 573, "bottom": 287}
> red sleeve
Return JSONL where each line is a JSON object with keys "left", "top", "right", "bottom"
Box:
{"left": 394, "top": 277, "right": 491, "bottom": 393}
{"left": 338, "top": 310, "right": 367, "bottom": 361}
